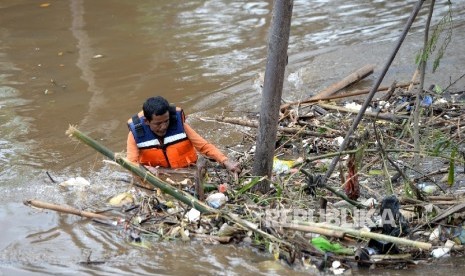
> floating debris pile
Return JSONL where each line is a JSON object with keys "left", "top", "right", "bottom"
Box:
{"left": 24, "top": 77, "right": 465, "bottom": 273}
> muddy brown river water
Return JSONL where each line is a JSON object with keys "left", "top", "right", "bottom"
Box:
{"left": 1, "top": 0, "right": 465, "bottom": 275}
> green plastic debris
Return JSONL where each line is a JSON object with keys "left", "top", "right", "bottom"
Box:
{"left": 311, "top": 236, "right": 354, "bottom": 255}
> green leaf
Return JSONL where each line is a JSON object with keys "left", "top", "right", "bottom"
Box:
{"left": 368, "top": 169, "right": 384, "bottom": 175}
{"left": 274, "top": 182, "right": 283, "bottom": 198}
{"left": 431, "top": 5, "right": 453, "bottom": 73}
{"left": 433, "top": 139, "right": 450, "bottom": 156}
{"left": 236, "top": 176, "right": 263, "bottom": 196}
{"left": 433, "top": 85, "right": 443, "bottom": 94}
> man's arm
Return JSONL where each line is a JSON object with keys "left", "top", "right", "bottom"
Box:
{"left": 184, "top": 123, "right": 228, "bottom": 164}
{"left": 126, "top": 132, "right": 139, "bottom": 163}
{"left": 184, "top": 123, "right": 241, "bottom": 174}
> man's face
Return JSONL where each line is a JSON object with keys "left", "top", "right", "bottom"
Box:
{"left": 146, "top": 111, "right": 170, "bottom": 137}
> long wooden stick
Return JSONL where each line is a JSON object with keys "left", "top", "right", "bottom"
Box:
{"left": 306, "top": 81, "right": 417, "bottom": 104}
{"left": 281, "top": 81, "right": 417, "bottom": 111}
{"left": 24, "top": 199, "right": 112, "bottom": 220}
{"left": 289, "top": 220, "right": 432, "bottom": 250}
{"left": 310, "top": 64, "right": 375, "bottom": 101}
{"left": 280, "top": 64, "right": 374, "bottom": 111}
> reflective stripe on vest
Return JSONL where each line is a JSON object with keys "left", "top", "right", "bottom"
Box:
{"left": 135, "top": 132, "right": 187, "bottom": 148}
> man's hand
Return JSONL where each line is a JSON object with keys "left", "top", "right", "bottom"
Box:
{"left": 223, "top": 159, "right": 241, "bottom": 174}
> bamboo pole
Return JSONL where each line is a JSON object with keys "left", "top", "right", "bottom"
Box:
{"left": 281, "top": 224, "right": 345, "bottom": 238}
{"left": 289, "top": 220, "right": 432, "bottom": 250}
{"left": 24, "top": 199, "right": 112, "bottom": 221}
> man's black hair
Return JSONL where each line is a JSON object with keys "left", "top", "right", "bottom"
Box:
{"left": 143, "top": 96, "right": 170, "bottom": 121}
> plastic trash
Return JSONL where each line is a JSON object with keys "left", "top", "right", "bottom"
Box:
{"left": 429, "top": 225, "right": 465, "bottom": 244}
{"left": 206, "top": 193, "right": 228, "bottom": 209}
{"left": 186, "top": 208, "right": 201, "bottom": 222}
{"left": 452, "top": 226, "right": 465, "bottom": 245}
{"left": 311, "top": 236, "right": 354, "bottom": 255}
{"left": 218, "top": 183, "right": 228, "bottom": 193}
{"left": 272, "top": 157, "right": 295, "bottom": 174}
{"left": 431, "top": 247, "right": 451, "bottom": 258}
{"left": 330, "top": 260, "right": 345, "bottom": 275}
{"left": 431, "top": 240, "right": 455, "bottom": 258}
{"left": 334, "top": 136, "right": 344, "bottom": 147}
{"left": 417, "top": 183, "right": 438, "bottom": 194}
{"left": 129, "top": 230, "right": 141, "bottom": 243}
{"left": 108, "top": 192, "right": 134, "bottom": 207}
{"left": 421, "top": 95, "right": 433, "bottom": 107}
{"left": 344, "top": 102, "right": 363, "bottom": 112}
{"left": 433, "top": 98, "right": 448, "bottom": 106}
{"left": 363, "top": 198, "right": 378, "bottom": 208}
{"left": 429, "top": 225, "right": 442, "bottom": 242}
{"left": 58, "top": 177, "right": 90, "bottom": 188}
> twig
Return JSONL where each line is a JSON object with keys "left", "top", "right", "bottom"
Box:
{"left": 413, "top": 0, "right": 435, "bottom": 165}
{"left": 373, "top": 121, "right": 424, "bottom": 199}
{"left": 46, "top": 171, "right": 57, "bottom": 183}
{"left": 445, "top": 72, "right": 465, "bottom": 92}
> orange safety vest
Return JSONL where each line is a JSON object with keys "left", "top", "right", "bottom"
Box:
{"left": 127, "top": 109, "right": 198, "bottom": 168}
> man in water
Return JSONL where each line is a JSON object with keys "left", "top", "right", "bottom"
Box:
{"left": 127, "top": 96, "right": 241, "bottom": 175}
